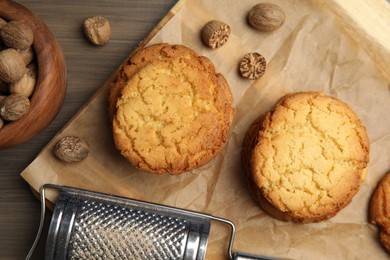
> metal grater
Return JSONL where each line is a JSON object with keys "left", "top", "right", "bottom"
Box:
{"left": 27, "top": 184, "right": 281, "bottom": 260}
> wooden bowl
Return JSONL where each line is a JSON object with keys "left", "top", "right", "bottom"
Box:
{"left": 0, "top": 0, "right": 66, "bottom": 149}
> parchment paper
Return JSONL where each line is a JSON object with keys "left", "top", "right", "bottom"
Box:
{"left": 21, "top": 0, "right": 390, "bottom": 259}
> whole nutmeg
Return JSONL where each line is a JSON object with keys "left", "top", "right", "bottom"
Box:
{"left": 0, "top": 94, "right": 30, "bottom": 121}
{"left": 9, "top": 68, "right": 36, "bottom": 97}
{"left": 0, "top": 49, "right": 26, "bottom": 83}
{"left": 54, "top": 136, "right": 89, "bottom": 163}
{"left": 201, "top": 20, "right": 231, "bottom": 49}
{"left": 83, "top": 16, "right": 111, "bottom": 46}
{"left": 1, "top": 21, "right": 34, "bottom": 50}
{"left": 248, "top": 3, "right": 286, "bottom": 32}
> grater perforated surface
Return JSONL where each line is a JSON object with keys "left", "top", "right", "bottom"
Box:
{"left": 68, "top": 199, "right": 188, "bottom": 260}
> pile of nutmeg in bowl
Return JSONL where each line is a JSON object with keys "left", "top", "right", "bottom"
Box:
{"left": 0, "top": 18, "right": 37, "bottom": 129}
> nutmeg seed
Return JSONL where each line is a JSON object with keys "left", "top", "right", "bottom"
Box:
{"left": 54, "top": 136, "right": 89, "bottom": 163}
{"left": 0, "top": 49, "right": 26, "bottom": 83}
{"left": 9, "top": 68, "right": 36, "bottom": 97}
{"left": 201, "top": 20, "right": 231, "bottom": 49}
{"left": 239, "top": 52, "right": 267, "bottom": 79}
{"left": 1, "top": 21, "right": 34, "bottom": 51}
{"left": 248, "top": 3, "right": 286, "bottom": 32}
{"left": 83, "top": 16, "right": 111, "bottom": 46}
{"left": 0, "top": 94, "right": 30, "bottom": 121}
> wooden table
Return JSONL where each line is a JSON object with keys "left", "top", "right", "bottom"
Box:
{"left": 0, "top": 0, "right": 177, "bottom": 259}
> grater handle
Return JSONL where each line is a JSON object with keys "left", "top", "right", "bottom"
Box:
{"left": 233, "top": 252, "right": 280, "bottom": 260}
{"left": 26, "top": 184, "right": 53, "bottom": 260}
{"left": 211, "top": 216, "right": 286, "bottom": 260}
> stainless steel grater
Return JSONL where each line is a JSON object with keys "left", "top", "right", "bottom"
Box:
{"left": 27, "top": 184, "right": 281, "bottom": 260}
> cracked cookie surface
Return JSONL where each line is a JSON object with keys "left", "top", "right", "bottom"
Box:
{"left": 112, "top": 45, "right": 234, "bottom": 174}
{"left": 370, "top": 171, "right": 390, "bottom": 254}
{"left": 243, "top": 92, "right": 369, "bottom": 223}
{"left": 108, "top": 44, "right": 203, "bottom": 120}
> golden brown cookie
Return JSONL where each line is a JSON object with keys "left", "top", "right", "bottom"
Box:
{"left": 112, "top": 44, "right": 234, "bottom": 174}
{"left": 242, "top": 92, "right": 370, "bottom": 223}
{"left": 370, "top": 172, "right": 390, "bottom": 254}
{"left": 108, "top": 43, "right": 204, "bottom": 120}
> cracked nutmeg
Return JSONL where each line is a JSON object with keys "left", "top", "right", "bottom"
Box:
{"left": 54, "top": 136, "right": 89, "bottom": 163}
{"left": 83, "top": 16, "right": 111, "bottom": 46}
{"left": 239, "top": 52, "right": 266, "bottom": 79}
{"left": 201, "top": 20, "right": 231, "bottom": 48}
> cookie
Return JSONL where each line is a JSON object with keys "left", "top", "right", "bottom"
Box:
{"left": 108, "top": 43, "right": 204, "bottom": 120}
{"left": 370, "top": 171, "right": 390, "bottom": 254}
{"left": 112, "top": 44, "right": 234, "bottom": 174}
{"left": 242, "top": 92, "right": 370, "bottom": 223}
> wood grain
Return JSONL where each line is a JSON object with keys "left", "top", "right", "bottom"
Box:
{"left": 0, "top": 0, "right": 66, "bottom": 148}
{"left": 6, "top": 1, "right": 389, "bottom": 259}
{"left": 0, "top": 0, "right": 177, "bottom": 259}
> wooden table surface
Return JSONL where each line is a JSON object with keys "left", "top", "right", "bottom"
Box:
{"left": 0, "top": 0, "right": 177, "bottom": 259}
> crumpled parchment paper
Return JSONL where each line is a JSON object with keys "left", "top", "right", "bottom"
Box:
{"left": 22, "top": 0, "right": 390, "bottom": 259}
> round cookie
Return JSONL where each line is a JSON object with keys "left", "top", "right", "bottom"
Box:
{"left": 370, "top": 171, "right": 390, "bottom": 254}
{"left": 113, "top": 46, "right": 234, "bottom": 174}
{"left": 242, "top": 92, "right": 370, "bottom": 223}
{"left": 108, "top": 43, "right": 205, "bottom": 120}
